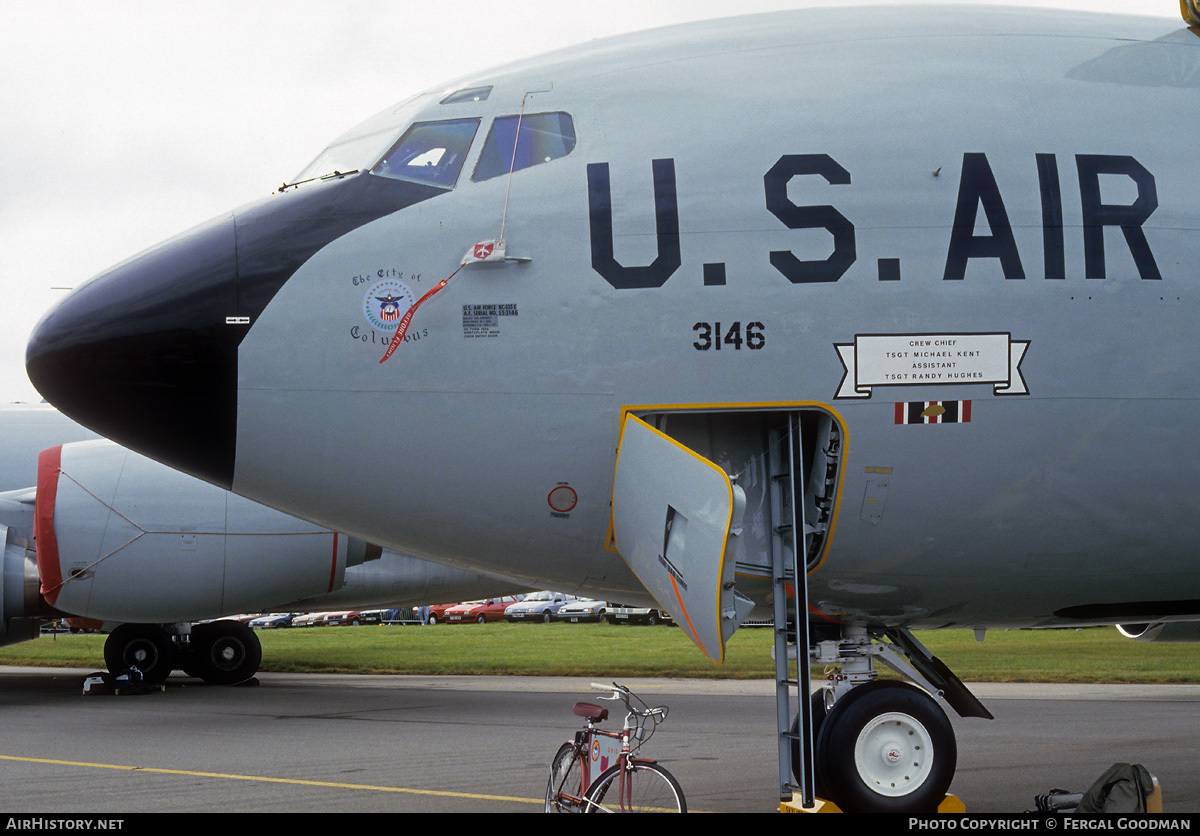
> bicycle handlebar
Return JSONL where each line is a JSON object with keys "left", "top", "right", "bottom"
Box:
{"left": 589, "top": 681, "right": 668, "bottom": 720}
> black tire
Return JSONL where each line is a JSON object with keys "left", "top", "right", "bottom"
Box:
{"left": 104, "top": 623, "right": 174, "bottom": 684}
{"left": 596, "top": 609, "right": 607, "bottom": 624}
{"left": 545, "top": 742, "right": 584, "bottom": 812}
{"left": 476, "top": 614, "right": 486, "bottom": 624}
{"left": 191, "top": 620, "right": 262, "bottom": 685}
{"left": 542, "top": 610, "right": 553, "bottom": 624}
{"left": 816, "top": 680, "right": 956, "bottom": 813}
{"left": 583, "top": 761, "right": 686, "bottom": 813}
{"left": 646, "top": 612, "right": 659, "bottom": 626}
{"left": 791, "top": 689, "right": 831, "bottom": 799}
{"left": 427, "top": 613, "right": 438, "bottom": 625}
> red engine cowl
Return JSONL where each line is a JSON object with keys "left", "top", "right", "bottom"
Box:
{"left": 35, "top": 441, "right": 348, "bottom": 622}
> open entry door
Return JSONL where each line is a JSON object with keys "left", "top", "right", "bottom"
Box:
{"left": 612, "top": 414, "right": 752, "bottom": 663}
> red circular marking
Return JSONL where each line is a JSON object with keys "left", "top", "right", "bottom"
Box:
{"left": 547, "top": 485, "right": 578, "bottom": 513}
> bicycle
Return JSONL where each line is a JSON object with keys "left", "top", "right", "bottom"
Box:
{"left": 544, "top": 681, "right": 686, "bottom": 813}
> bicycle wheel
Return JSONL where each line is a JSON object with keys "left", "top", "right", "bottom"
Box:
{"left": 545, "top": 742, "right": 584, "bottom": 812}
{"left": 582, "top": 760, "right": 686, "bottom": 813}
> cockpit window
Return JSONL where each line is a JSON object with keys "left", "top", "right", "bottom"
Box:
{"left": 371, "top": 118, "right": 481, "bottom": 188}
{"left": 292, "top": 128, "right": 400, "bottom": 184}
{"left": 472, "top": 112, "right": 576, "bottom": 182}
{"left": 441, "top": 86, "right": 492, "bottom": 104}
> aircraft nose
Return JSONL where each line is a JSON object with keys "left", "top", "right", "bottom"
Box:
{"left": 26, "top": 212, "right": 240, "bottom": 489}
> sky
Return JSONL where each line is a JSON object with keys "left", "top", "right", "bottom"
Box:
{"left": 0, "top": 0, "right": 1182, "bottom": 403}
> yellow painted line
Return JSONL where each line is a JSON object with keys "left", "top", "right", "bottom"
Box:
{"left": 0, "top": 754, "right": 541, "bottom": 806}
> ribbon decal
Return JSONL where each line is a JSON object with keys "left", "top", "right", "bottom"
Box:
{"left": 834, "top": 332, "right": 1029, "bottom": 399}
{"left": 378, "top": 267, "right": 461, "bottom": 364}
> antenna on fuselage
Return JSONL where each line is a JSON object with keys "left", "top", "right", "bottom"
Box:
{"left": 497, "top": 92, "right": 529, "bottom": 250}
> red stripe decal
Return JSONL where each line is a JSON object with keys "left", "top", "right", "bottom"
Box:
{"left": 963, "top": 400, "right": 972, "bottom": 422}
{"left": 669, "top": 573, "right": 708, "bottom": 660}
{"left": 35, "top": 446, "right": 63, "bottom": 605}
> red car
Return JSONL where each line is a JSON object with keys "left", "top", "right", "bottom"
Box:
{"left": 417, "top": 603, "right": 456, "bottom": 625}
{"left": 442, "top": 596, "right": 521, "bottom": 624}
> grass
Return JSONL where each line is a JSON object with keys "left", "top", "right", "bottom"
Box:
{"left": 3, "top": 622, "right": 1198, "bottom": 683}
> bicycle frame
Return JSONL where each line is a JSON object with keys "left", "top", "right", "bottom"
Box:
{"left": 548, "top": 682, "right": 679, "bottom": 813}
{"left": 560, "top": 710, "right": 658, "bottom": 810}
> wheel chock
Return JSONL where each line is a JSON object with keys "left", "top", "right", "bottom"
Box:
{"left": 939, "top": 794, "right": 967, "bottom": 813}
{"left": 780, "top": 797, "right": 841, "bottom": 813}
{"left": 780, "top": 794, "right": 966, "bottom": 813}
{"left": 81, "top": 671, "right": 165, "bottom": 697}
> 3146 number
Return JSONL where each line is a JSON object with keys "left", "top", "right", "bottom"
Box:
{"left": 693, "top": 321, "right": 765, "bottom": 351}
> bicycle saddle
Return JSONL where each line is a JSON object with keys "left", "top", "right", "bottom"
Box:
{"left": 573, "top": 702, "right": 609, "bottom": 721}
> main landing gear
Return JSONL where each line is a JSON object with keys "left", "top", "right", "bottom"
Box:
{"left": 103, "top": 619, "right": 262, "bottom": 686}
{"left": 788, "top": 625, "right": 992, "bottom": 813}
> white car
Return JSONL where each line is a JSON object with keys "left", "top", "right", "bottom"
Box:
{"left": 504, "top": 591, "right": 575, "bottom": 623}
{"left": 553, "top": 599, "right": 609, "bottom": 623}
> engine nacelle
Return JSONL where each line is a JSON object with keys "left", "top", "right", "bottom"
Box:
{"left": 35, "top": 441, "right": 361, "bottom": 622}
{"left": 0, "top": 530, "right": 46, "bottom": 646}
{"left": 1116, "top": 621, "right": 1200, "bottom": 643}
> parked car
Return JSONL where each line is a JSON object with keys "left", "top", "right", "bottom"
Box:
{"left": 610, "top": 605, "right": 671, "bottom": 626}
{"left": 416, "top": 603, "right": 457, "bottom": 625}
{"left": 554, "top": 599, "right": 610, "bottom": 623}
{"left": 250, "top": 613, "right": 298, "bottom": 629}
{"left": 505, "top": 591, "right": 575, "bottom": 623}
{"left": 291, "top": 612, "right": 331, "bottom": 627}
{"left": 325, "top": 610, "right": 382, "bottom": 626}
{"left": 443, "top": 596, "right": 521, "bottom": 623}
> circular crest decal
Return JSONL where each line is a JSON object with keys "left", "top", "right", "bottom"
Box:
{"left": 363, "top": 280, "right": 415, "bottom": 332}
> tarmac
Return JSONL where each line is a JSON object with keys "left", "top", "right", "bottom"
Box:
{"left": 0, "top": 666, "right": 1197, "bottom": 814}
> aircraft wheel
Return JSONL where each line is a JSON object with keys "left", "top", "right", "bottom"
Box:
{"left": 191, "top": 620, "right": 262, "bottom": 685}
{"left": 817, "top": 680, "right": 955, "bottom": 813}
{"left": 104, "top": 623, "right": 174, "bottom": 684}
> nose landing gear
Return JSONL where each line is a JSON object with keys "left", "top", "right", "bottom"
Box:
{"left": 817, "top": 679, "right": 956, "bottom": 813}
{"left": 787, "top": 626, "right": 989, "bottom": 813}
